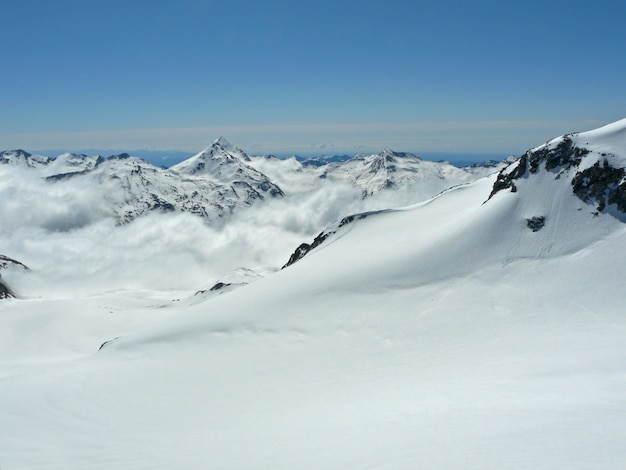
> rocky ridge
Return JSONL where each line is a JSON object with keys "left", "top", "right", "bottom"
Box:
{"left": 489, "top": 120, "right": 626, "bottom": 219}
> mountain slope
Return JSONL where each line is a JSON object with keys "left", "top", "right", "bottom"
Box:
{"left": 1, "top": 120, "right": 625, "bottom": 468}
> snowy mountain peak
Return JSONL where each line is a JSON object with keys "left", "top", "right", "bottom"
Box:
{"left": 173, "top": 137, "right": 253, "bottom": 177}
{"left": 212, "top": 135, "right": 233, "bottom": 149}
{"left": 204, "top": 136, "right": 251, "bottom": 162}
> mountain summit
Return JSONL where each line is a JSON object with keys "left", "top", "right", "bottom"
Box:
{"left": 171, "top": 136, "right": 252, "bottom": 177}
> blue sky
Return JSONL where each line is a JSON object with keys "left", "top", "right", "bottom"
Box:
{"left": 1, "top": 0, "right": 624, "bottom": 159}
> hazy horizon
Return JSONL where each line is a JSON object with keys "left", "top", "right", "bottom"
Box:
{"left": 1, "top": 1, "right": 623, "bottom": 158}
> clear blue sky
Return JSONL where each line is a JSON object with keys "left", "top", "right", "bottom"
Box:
{"left": 1, "top": 0, "right": 624, "bottom": 158}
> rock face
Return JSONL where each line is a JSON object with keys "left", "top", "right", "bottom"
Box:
{"left": 0, "top": 279, "right": 13, "bottom": 299}
{"left": 571, "top": 160, "right": 626, "bottom": 212}
{"left": 526, "top": 216, "right": 546, "bottom": 232}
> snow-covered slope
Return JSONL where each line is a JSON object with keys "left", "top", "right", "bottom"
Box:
{"left": 1, "top": 120, "right": 625, "bottom": 468}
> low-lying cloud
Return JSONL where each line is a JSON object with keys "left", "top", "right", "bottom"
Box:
{"left": 0, "top": 164, "right": 443, "bottom": 299}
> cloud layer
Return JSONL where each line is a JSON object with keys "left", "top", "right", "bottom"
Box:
{"left": 1, "top": 164, "right": 434, "bottom": 299}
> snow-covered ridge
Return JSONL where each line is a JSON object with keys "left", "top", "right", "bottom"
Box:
{"left": 489, "top": 118, "right": 626, "bottom": 220}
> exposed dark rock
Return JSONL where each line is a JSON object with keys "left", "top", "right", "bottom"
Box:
{"left": 195, "top": 281, "right": 242, "bottom": 296}
{"left": 527, "top": 136, "right": 589, "bottom": 173}
{"left": 210, "top": 282, "right": 232, "bottom": 291}
{"left": 526, "top": 216, "right": 546, "bottom": 232}
{"left": 0, "top": 255, "right": 29, "bottom": 271}
{"left": 282, "top": 232, "right": 330, "bottom": 269}
{"left": 487, "top": 155, "right": 526, "bottom": 200}
{"left": 46, "top": 168, "right": 93, "bottom": 181}
{"left": 148, "top": 193, "right": 176, "bottom": 212}
{"left": 99, "top": 336, "right": 120, "bottom": 350}
{"left": 571, "top": 159, "right": 626, "bottom": 213}
{"left": 489, "top": 136, "right": 593, "bottom": 202}
{"left": 0, "top": 276, "right": 15, "bottom": 299}
{"left": 488, "top": 132, "right": 626, "bottom": 217}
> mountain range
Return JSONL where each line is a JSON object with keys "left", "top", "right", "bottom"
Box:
{"left": 1, "top": 139, "right": 507, "bottom": 225}
{"left": 1, "top": 119, "right": 625, "bottom": 468}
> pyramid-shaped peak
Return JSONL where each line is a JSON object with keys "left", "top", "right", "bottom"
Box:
{"left": 212, "top": 136, "right": 233, "bottom": 148}
{"left": 205, "top": 137, "right": 250, "bottom": 162}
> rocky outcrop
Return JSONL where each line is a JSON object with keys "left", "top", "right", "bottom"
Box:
{"left": 571, "top": 159, "right": 626, "bottom": 212}
{"left": 489, "top": 132, "right": 626, "bottom": 216}
{"left": 0, "top": 277, "right": 14, "bottom": 299}
{"left": 526, "top": 216, "right": 546, "bottom": 232}
{"left": 282, "top": 212, "right": 385, "bottom": 269}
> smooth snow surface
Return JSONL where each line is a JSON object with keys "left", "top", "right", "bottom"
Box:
{"left": 1, "top": 120, "right": 626, "bottom": 469}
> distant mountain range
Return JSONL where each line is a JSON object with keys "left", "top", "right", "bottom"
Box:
{"left": 1, "top": 140, "right": 509, "bottom": 224}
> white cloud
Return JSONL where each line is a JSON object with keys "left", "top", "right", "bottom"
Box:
{"left": 0, "top": 162, "right": 442, "bottom": 299}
